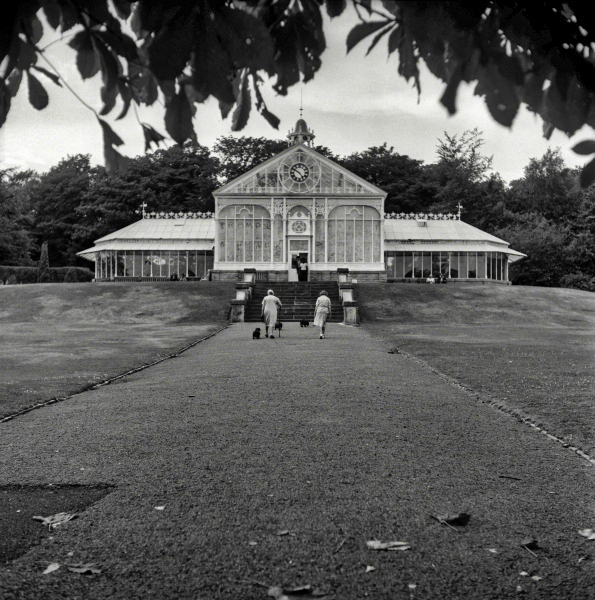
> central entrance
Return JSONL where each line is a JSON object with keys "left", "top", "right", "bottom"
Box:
{"left": 288, "top": 238, "right": 310, "bottom": 282}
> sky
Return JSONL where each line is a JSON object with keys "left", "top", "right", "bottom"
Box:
{"left": 0, "top": 4, "right": 592, "bottom": 183}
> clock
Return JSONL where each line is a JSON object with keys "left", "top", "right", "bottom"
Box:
{"left": 278, "top": 152, "right": 321, "bottom": 193}
{"left": 290, "top": 163, "right": 310, "bottom": 183}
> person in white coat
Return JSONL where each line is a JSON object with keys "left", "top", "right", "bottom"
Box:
{"left": 313, "top": 290, "right": 331, "bottom": 339}
{"left": 261, "top": 289, "right": 282, "bottom": 338}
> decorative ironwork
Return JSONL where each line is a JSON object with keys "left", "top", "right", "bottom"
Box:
{"left": 144, "top": 211, "right": 213, "bottom": 219}
{"left": 384, "top": 212, "right": 461, "bottom": 220}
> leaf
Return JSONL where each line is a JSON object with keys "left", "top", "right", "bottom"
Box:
{"left": 578, "top": 528, "right": 595, "bottom": 540}
{"left": 154, "top": 506, "right": 165, "bottom": 511}
{"left": 112, "top": 0, "right": 133, "bottom": 19}
{"left": 326, "top": 1, "right": 346, "bottom": 18}
{"left": 164, "top": 90, "right": 196, "bottom": 145}
{"left": 366, "top": 25, "right": 394, "bottom": 56}
{"left": 366, "top": 540, "right": 411, "bottom": 551}
{"left": 43, "top": 0, "right": 62, "bottom": 30}
{"left": 42, "top": 563, "right": 61, "bottom": 575}
{"left": 431, "top": 512, "right": 470, "bottom": 526}
{"left": 142, "top": 124, "right": 166, "bottom": 152}
{"left": 252, "top": 75, "right": 280, "bottom": 130}
{"left": 97, "top": 118, "right": 124, "bottom": 147}
{"left": 231, "top": 74, "right": 251, "bottom": 132}
{"left": 387, "top": 25, "right": 402, "bottom": 55}
{"left": 520, "top": 537, "right": 539, "bottom": 550}
{"left": 0, "top": 80, "right": 10, "bottom": 128}
{"left": 68, "top": 31, "right": 100, "bottom": 80}
{"left": 27, "top": 69, "right": 49, "bottom": 110}
{"left": 346, "top": 21, "right": 392, "bottom": 54}
{"left": 572, "top": 141, "right": 595, "bottom": 156}
{"left": 17, "top": 39, "right": 37, "bottom": 71}
{"left": 66, "top": 562, "right": 102, "bottom": 574}
{"left": 440, "top": 62, "right": 463, "bottom": 115}
{"left": 6, "top": 68, "right": 23, "bottom": 97}
{"left": 531, "top": 575, "right": 542, "bottom": 581}
{"left": 32, "top": 512, "right": 77, "bottom": 529}
{"left": 275, "top": 530, "right": 290, "bottom": 536}
{"left": 475, "top": 62, "right": 520, "bottom": 127}
{"left": 365, "top": 565, "right": 376, "bottom": 573}
{"left": 116, "top": 79, "right": 132, "bottom": 120}
{"left": 31, "top": 66, "right": 62, "bottom": 87}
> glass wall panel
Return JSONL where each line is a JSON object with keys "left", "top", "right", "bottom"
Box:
{"left": 440, "top": 252, "right": 449, "bottom": 277}
{"left": 345, "top": 219, "right": 354, "bottom": 262}
{"left": 422, "top": 253, "right": 431, "bottom": 277}
{"left": 273, "top": 215, "right": 283, "bottom": 262}
{"left": 487, "top": 253, "right": 492, "bottom": 278}
{"left": 450, "top": 252, "right": 459, "bottom": 278}
{"left": 496, "top": 253, "right": 502, "bottom": 280}
{"left": 372, "top": 220, "right": 381, "bottom": 262}
{"left": 179, "top": 252, "right": 188, "bottom": 278}
{"left": 205, "top": 252, "right": 214, "bottom": 273}
{"left": 386, "top": 253, "right": 395, "bottom": 277}
{"left": 354, "top": 220, "right": 364, "bottom": 261}
{"left": 413, "top": 252, "right": 422, "bottom": 278}
{"left": 254, "top": 219, "right": 263, "bottom": 262}
{"left": 477, "top": 253, "right": 486, "bottom": 278}
{"left": 245, "top": 220, "right": 253, "bottom": 262}
{"left": 226, "top": 220, "right": 235, "bottom": 261}
{"left": 262, "top": 219, "right": 271, "bottom": 262}
{"left": 236, "top": 220, "right": 244, "bottom": 262}
{"left": 188, "top": 252, "right": 197, "bottom": 277}
{"left": 218, "top": 221, "right": 226, "bottom": 261}
{"left": 395, "top": 252, "right": 404, "bottom": 278}
{"left": 363, "top": 221, "right": 372, "bottom": 262}
{"left": 133, "top": 251, "right": 142, "bottom": 277}
{"left": 315, "top": 215, "right": 325, "bottom": 263}
{"left": 336, "top": 220, "right": 345, "bottom": 262}
{"left": 125, "top": 252, "right": 133, "bottom": 276}
{"left": 142, "top": 252, "right": 151, "bottom": 277}
{"left": 459, "top": 253, "right": 468, "bottom": 278}
{"left": 431, "top": 252, "right": 439, "bottom": 277}
{"left": 404, "top": 253, "right": 413, "bottom": 277}
{"left": 468, "top": 252, "right": 477, "bottom": 278}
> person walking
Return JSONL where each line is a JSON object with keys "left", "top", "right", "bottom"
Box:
{"left": 261, "top": 289, "right": 282, "bottom": 339}
{"left": 313, "top": 290, "right": 331, "bottom": 339}
{"left": 299, "top": 259, "right": 308, "bottom": 282}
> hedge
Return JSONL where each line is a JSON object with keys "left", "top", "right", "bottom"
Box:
{"left": 0, "top": 266, "right": 94, "bottom": 284}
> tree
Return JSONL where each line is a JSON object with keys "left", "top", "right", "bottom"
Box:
{"left": 338, "top": 144, "right": 434, "bottom": 214}
{"left": 37, "top": 240, "right": 50, "bottom": 282}
{"left": 508, "top": 148, "right": 582, "bottom": 220}
{"left": 2, "top": 2, "right": 595, "bottom": 184}
{"left": 0, "top": 169, "right": 35, "bottom": 265}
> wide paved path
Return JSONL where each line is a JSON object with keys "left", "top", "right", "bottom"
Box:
{"left": 1, "top": 324, "right": 594, "bottom": 599}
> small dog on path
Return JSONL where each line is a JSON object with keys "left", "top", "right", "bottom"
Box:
{"left": 300, "top": 320, "right": 309, "bottom": 327}
{"left": 274, "top": 321, "right": 283, "bottom": 337}
{"left": 252, "top": 328, "right": 261, "bottom": 339}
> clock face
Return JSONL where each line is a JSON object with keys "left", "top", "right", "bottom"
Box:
{"left": 278, "top": 152, "right": 321, "bottom": 193}
{"left": 290, "top": 163, "right": 310, "bottom": 183}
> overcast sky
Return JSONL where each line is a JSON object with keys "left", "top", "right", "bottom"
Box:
{"left": 1, "top": 4, "right": 591, "bottom": 182}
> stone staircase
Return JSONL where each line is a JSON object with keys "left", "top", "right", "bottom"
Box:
{"left": 245, "top": 282, "right": 343, "bottom": 323}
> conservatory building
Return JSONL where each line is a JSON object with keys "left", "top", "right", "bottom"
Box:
{"left": 78, "top": 118, "right": 525, "bottom": 282}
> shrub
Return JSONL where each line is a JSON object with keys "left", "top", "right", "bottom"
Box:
{"left": 64, "top": 267, "right": 79, "bottom": 283}
{"left": 37, "top": 241, "right": 50, "bottom": 283}
{"left": 560, "top": 272, "right": 595, "bottom": 292}
{"left": 0, "top": 265, "right": 93, "bottom": 284}
{"left": 6, "top": 274, "right": 18, "bottom": 285}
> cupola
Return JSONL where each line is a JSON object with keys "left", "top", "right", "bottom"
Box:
{"left": 287, "top": 117, "right": 315, "bottom": 147}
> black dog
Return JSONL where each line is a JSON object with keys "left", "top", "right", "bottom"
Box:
{"left": 300, "top": 320, "right": 309, "bottom": 327}
{"left": 252, "top": 328, "right": 261, "bottom": 339}
{"left": 274, "top": 321, "right": 283, "bottom": 337}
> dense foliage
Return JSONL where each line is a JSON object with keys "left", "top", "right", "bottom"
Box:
{"left": 0, "top": 133, "right": 592, "bottom": 290}
{"left": 1, "top": 1, "right": 595, "bottom": 183}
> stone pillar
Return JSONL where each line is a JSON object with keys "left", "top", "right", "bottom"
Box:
{"left": 337, "top": 268, "right": 349, "bottom": 283}
{"left": 229, "top": 299, "right": 246, "bottom": 323}
{"left": 342, "top": 301, "right": 358, "bottom": 325}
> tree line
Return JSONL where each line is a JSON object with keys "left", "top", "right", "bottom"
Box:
{"left": 1, "top": 131, "right": 594, "bottom": 290}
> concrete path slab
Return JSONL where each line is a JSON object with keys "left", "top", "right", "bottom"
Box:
{"left": 1, "top": 323, "right": 594, "bottom": 599}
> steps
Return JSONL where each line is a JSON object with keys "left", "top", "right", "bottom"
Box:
{"left": 245, "top": 282, "right": 343, "bottom": 323}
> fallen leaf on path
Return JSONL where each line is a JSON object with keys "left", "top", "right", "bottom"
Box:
{"left": 519, "top": 571, "right": 529, "bottom": 577}
{"left": 520, "top": 538, "right": 539, "bottom": 550}
{"left": 408, "top": 583, "right": 417, "bottom": 590}
{"left": 366, "top": 540, "right": 411, "bottom": 551}
{"left": 267, "top": 584, "right": 326, "bottom": 598}
{"left": 578, "top": 529, "right": 595, "bottom": 540}
{"left": 154, "top": 506, "right": 165, "bottom": 511}
{"left": 42, "top": 563, "right": 61, "bottom": 575}
{"left": 32, "top": 513, "right": 77, "bottom": 530}
{"left": 66, "top": 563, "right": 102, "bottom": 574}
{"left": 275, "top": 530, "right": 290, "bottom": 536}
{"left": 577, "top": 555, "right": 589, "bottom": 564}
{"left": 431, "top": 512, "right": 470, "bottom": 527}
{"left": 487, "top": 548, "right": 498, "bottom": 554}
{"left": 531, "top": 575, "right": 542, "bottom": 581}
{"left": 365, "top": 565, "right": 376, "bottom": 573}
{"left": 248, "top": 541, "right": 258, "bottom": 546}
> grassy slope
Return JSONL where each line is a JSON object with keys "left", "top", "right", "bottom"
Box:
{"left": 0, "top": 282, "right": 235, "bottom": 418}
{"left": 356, "top": 283, "right": 595, "bottom": 453}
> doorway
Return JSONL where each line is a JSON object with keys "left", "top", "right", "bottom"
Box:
{"left": 289, "top": 252, "right": 309, "bottom": 282}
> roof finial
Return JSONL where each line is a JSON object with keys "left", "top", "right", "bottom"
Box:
{"left": 140, "top": 201, "right": 148, "bottom": 218}
{"left": 457, "top": 202, "right": 463, "bottom": 220}
{"left": 299, "top": 88, "right": 303, "bottom": 118}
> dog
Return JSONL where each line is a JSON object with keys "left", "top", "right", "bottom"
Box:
{"left": 274, "top": 321, "right": 283, "bottom": 337}
{"left": 252, "top": 327, "right": 261, "bottom": 340}
{"left": 300, "top": 320, "right": 309, "bottom": 327}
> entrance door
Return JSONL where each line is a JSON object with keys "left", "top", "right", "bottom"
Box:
{"left": 288, "top": 252, "right": 309, "bottom": 282}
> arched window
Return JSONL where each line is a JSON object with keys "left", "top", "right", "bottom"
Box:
{"left": 327, "top": 205, "right": 381, "bottom": 263}
{"left": 218, "top": 205, "right": 271, "bottom": 263}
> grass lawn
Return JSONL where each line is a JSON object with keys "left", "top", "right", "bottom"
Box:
{"left": 0, "top": 281, "right": 234, "bottom": 419}
{"left": 357, "top": 283, "right": 595, "bottom": 455}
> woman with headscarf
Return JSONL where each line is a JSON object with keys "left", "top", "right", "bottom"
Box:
{"left": 261, "top": 289, "right": 282, "bottom": 339}
{"left": 313, "top": 290, "right": 331, "bottom": 339}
